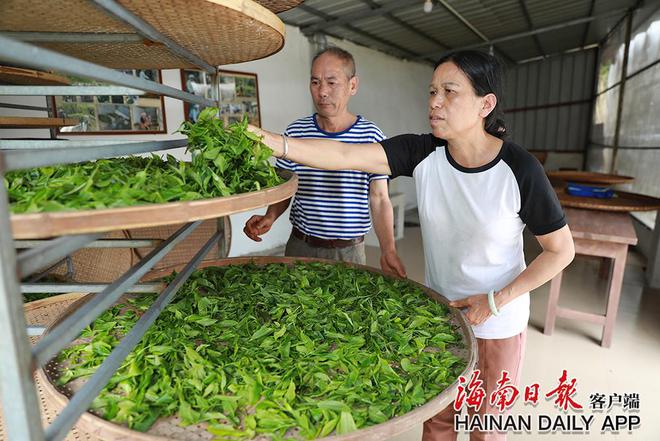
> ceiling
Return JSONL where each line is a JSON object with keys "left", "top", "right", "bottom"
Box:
{"left": 279, "top": 0, "right": 644, "bottom": 65}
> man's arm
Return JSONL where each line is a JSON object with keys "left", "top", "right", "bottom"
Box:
{"left": 369, "top": 179, "right": 406, "bottom": 277}
{"left": 243, "top": 198, "right": 291, "bottom": 242}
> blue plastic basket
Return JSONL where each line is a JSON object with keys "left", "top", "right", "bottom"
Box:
{"left": 566, "top": 182, "right": 615, "bottom": 199}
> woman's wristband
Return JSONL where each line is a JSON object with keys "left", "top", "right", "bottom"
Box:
{"left": 280, "top": 134, "right": 289, "bottom": 160}
{"left": 487, "top": 289, "right": 500, "bottom": 316}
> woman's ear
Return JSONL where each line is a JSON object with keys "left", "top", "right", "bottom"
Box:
{"left": 480, "top": 93, "right": 497, "bottom": 118}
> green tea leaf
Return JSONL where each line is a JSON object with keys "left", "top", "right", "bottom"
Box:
{"left": 317, "top": 400, "right": 349, "bottom": 412}
{"left": 337, "top": 411, "right": 357, "bottom": 434}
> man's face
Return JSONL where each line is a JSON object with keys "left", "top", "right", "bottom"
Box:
{"left": 310, "top": 54, "right": 358, "bottom": 118}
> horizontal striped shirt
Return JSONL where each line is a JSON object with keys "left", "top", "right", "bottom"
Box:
{"left": 276, "top": 114, "right": 387, "bottom": 240}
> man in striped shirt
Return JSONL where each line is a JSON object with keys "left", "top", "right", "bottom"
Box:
{"left": 243, "top": 47, "right": 405, "bottom": 277}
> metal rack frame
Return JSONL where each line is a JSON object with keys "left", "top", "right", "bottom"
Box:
{"left": 0, "top": 2, "right": 233, "bottom": 437}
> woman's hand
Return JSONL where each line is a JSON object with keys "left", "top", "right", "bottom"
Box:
{"left": 248, "top": 125, "right": 284, "bottom": 157}
{"left": 247, "top": 124, "right": 264, "bottom": 136}
{"left": 449, "top": 294, "right": 492, "bottom": 326}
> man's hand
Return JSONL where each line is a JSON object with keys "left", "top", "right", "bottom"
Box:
{"left": 449, "top": 294, "right": 492, "bottom": 326}
{"left": 380, "top": 249, "right": 406, "bottom": 278}
{"left": 243, "top": 215, "right": 275, "bottom": 242}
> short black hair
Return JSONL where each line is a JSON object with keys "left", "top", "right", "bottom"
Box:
{"left": 435, "top": 50, "right": 507, "bottom": 139}
{"left": 312, "top": 46, "right": 356, "bottom": 78}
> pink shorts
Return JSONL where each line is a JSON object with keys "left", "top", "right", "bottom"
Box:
{"left": 423, "top": 329, "right": 528, "bottom": 441}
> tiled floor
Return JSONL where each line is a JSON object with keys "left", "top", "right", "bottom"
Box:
{"left": 366, "top": 226, "right": 660, "bottom": 440}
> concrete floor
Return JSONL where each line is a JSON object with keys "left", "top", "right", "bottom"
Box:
{"left": 366, "top": 226, "right": 660, "bottom": 440}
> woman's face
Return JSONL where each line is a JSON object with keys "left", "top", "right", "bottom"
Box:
{"left": 428, "top": 61, "right": 490, "bottom": 140}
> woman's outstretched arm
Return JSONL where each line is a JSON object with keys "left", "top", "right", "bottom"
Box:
{"left": 250, "top": 125, "right": 392, "bottom": 175}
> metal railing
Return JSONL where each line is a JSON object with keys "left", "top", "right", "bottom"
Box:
{"left": 45, "top": 231, "right": 220, "bottom": 441}
{"left": 1, "top": 139, "right": 189, "bottom": 171}
{"left": 21, "top": 282, "right": 165, "bottom": 294}
{"left": 32, "top": 221, "right": 202, "bottom": 368}
{"left": 0, "top": 2, "right": 226, "bottom": 437}
{"left": 0, "top": 36, "right": 216, "bottom": 107}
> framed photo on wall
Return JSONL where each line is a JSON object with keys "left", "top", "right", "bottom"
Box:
{"left": 181, "top": 69, "right": 261, "bottom": 127}
{"left": 52, "top": 69, "right": 167, "bottom": 134}
{"left": 180, "top": 69, "right": 217, "bottom": 124}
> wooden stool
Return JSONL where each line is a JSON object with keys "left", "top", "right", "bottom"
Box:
{"left": 544, "top": 208, "right": 638, "bottom": 348}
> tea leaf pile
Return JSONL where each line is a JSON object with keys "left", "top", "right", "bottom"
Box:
{"left": 57, "top": 263, "right": 466, "bottom": 440}
{"left": 6, "top": 110, "right": 282, "bottom": 214}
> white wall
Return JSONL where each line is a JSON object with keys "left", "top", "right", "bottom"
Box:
{"left": 1, "top": 24, "right": 433, "bottom": 256}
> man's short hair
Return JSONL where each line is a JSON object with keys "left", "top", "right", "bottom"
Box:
{"left": 312, "top": 47, "right": 356, "bottom": 79}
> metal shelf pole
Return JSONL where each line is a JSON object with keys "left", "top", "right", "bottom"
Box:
{"left": 16, "top": 239, "right": 162, "bottom": 249}
{"left": 2, "top": 138, "right": 188, "bottom": 171}
{"left": 0, "top": 102, "right": 50, "bottom": 111}
{"left": 0, "top": 169, "right": 45, "bottom": 441}
{"left": 0, "top": 139, "right": 183, "bottom": 150}
{"left": 17, "top": 233, "right": 102, "bottom": 279}
{"left": 1, "top": 31, "right": 144, "bottom": 44}
{"left": 27, "top": 325, "right": 47, "bottom": 336}
{"left": 0, "top": 86, "right": 147, "bottom": 96}
{"left": 21, "top": 282, "right": 164, "bottom": 294}
{"left": 32, "top": 221, "right": 202, "bottom": 367}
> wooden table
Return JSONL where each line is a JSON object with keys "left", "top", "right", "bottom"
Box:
{"left": 544, "top": 207, "right": 638, "bottom": 347}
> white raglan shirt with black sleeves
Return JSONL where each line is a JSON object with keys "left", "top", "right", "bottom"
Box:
{"left": 381, "top": 134, "right": 566, "bottom": 339}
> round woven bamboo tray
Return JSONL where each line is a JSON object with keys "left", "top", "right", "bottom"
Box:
{"left": 554, "top": 186, "right": 660, "bottom": 212}
{"left": 10, "top": 170, "right": 296, "bottom": 239}
{"left": 547, "top": 171, "right": 634, "bottom": 185}
{"left": 255, "top": 0, "right": 305, "bottom": 13}
{"left": 46, "top": 217, "right": 232, "bottom": 283}
{"left": 38, "top": 257, "right": 477, "bottom": 441}
{"left": 0, "top": 294, "right": 93, "bottom": 441}
{"left": 0, "top": 0, "right": 285, "bottom": 69}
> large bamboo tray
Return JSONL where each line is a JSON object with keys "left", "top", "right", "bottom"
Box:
{"left": 38, "top": 257, "right": 477, "bottom": 441}
{"left": 10, "top": 170, "right": 297, "bottom": 239}
{"left": 255, "top": 0, "right": 305, "bottom": 13}
{"left": 555, "top": 186, "right": 660, "bottom": 212}
{"left": 0, "top": 0, "right": 285, "bottom": 69}
{"left": 0, "top": 294, "right": 93, "bottom": 441}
